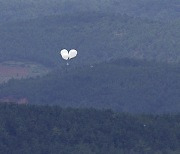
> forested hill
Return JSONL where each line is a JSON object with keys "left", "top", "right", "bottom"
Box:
{"left": 0, "top": 0, "right": 179, "bottom": 23}
{"left": 0, "top": 104, "right": 180, "bottom": 154}
{"left": 0, "top": 59, "right": 179, "bottom": 113}
{"left": 0, "top": 13, "right": 179, "bottom": 66}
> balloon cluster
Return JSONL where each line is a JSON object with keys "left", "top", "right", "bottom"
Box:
{"left": 60, "top": 49, "right": 77, "bottom": 60}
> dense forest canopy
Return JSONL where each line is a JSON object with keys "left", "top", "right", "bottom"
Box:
{"left": 0, "top": 1, "right": 180, "bottom": 153}
{"left": 1, "top": 58, "right": 179, "bottom": 113}
{"left": 1, "top": 1, "right": 180, "bottom": 154}
{"left": 0, "top": 13, "right": 179, "bottom": 66}
{"left": 0, "top": 104, "right": 180, "bottom": 154}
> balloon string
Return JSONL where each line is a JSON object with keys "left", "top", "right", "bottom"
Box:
{"left": 65, "top": 62, "right": 69, "bottom": 74}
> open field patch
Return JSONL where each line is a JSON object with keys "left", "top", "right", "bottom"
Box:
{"left": 0, "top": 61, "right": 50, "bottom": 84}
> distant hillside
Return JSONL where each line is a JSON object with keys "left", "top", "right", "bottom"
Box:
{"left": 0, "top": 61, "right": 49, "bottom": 84}
{"left": 0, "top": 59, "right": 179, "bottom": 113}
{"left": 0, "top": 104, "right": 180, "bottom": 154}
{"left": 0, "top": 0, "right": 179, "bottom": 23}
{"left": 0, "top": 13, "right": 179, "bottom": 66}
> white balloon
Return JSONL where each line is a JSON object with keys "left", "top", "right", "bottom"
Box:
{"left": 60, "top": 49, "right": 69, "bottom": 60}
{"left": 69, "top": 49, "right": 77, "bottom": 59}
{"left": 60, "top": 49, "right": 78, "bottom": 61}
{"left": 61, "top": 49, "right": 68, "bottom": 55}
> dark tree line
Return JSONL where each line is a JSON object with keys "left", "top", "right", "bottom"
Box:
{"left": 0, "top": 104, "right": 180, "bottom": 154}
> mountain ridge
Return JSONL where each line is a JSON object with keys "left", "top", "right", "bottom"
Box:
{"left": 0, "top": 58, "right": 179, "bottom": 113}
{"left": 0, "top": 0, "right": 179, "bottom": 23}
{"left": 0, "top": 13, "right": 179, "bottom": 66}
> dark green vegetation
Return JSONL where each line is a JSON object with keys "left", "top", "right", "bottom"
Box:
{"left": 1, "top": 59, "right": 179, "bottom": 113}
{"left": 0, "top": 1, "right": 180, "bottom": 153}
{"left": 0, "top": 104, "right": 180, "bottom": 154}
{"left": 1, "top": 0, "right": 179, "bottom": 23}
{"left": 0, "top": 13, "right": 179, "bottom": 66}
